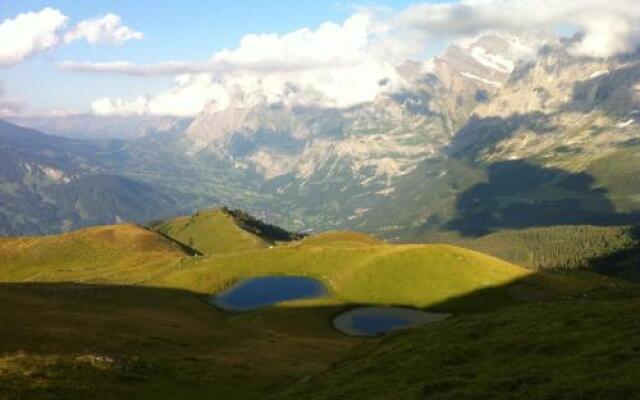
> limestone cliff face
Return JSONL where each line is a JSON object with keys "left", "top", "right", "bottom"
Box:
{"left": 183, "top": 34, "right": 536, "bottom": 187}
{"left": 456, "top": 42, "right": 640, "bottom": 170}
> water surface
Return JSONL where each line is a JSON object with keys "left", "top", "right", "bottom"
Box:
{"left": 334, "top": 307, "right": 450, "bottom": 336}
{"left": 210, "top": 275, "right": 327, "bottom": 312}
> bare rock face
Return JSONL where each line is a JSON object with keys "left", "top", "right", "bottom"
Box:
{"left": 455, "top": 41, "right": 640, "bottom": 170}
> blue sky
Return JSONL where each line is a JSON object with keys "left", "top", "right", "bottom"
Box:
{"left": 0, "top": 1, "right": 424, "bottom": 113}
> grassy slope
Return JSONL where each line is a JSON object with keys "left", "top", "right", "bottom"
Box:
{"left": 300, "top": 231, "right": 384, "bottom": 248}
{"left": 0, "top": 223, "right": 186, "bottom": 283}
{"left": 0, "top": 221, "right": 623, "bottom": 399}
{"left": 155, "top": 209, "right": 269, "bottom": 255}
{"left": 0, "top": 221, "right": 600, "bottom": 311}
{"left": 153, "top": 240, "right": 600, "bottom": 312}
{"left": 0, "top": 223, "right": 355, "bottom": 399}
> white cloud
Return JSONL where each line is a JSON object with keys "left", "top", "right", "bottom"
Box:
{"left": 0, "top": 7, "right": 68, "bottom": 66}
{"left": 92, "top": 74, "right": 226, "bottom": 117}
{"left": 87, "top": 12, "right": 404, "bottom": 116}
{"left": 59, "top": 60, "right": 212, "bottom": 75}
{"left": 0, "top": 8, "right": 143, "bottom": 67}
{"left": 82, "top": 0, "right": 640, "bottom": 116}
{"left": 64, "top": 13, "right": 143, "bottom": 45}
{"left": 570, "top": 13, "right": 640, "bottom": 58}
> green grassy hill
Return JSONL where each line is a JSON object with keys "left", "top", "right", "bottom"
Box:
{"left": 0, "top": 223, "right": 187, "bottom": 284}
{"left": 155, "top": 242, "right": 599, "bottom": 312}
{"left": 154, "top": 208, "right": 272, "bottom": 255}
{"left": 0, "top": 216, "right": 633, "bottom": 399}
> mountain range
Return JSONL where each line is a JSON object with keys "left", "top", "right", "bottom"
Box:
{"left": 2, "top": 33, "right": 640, "bottom": 238}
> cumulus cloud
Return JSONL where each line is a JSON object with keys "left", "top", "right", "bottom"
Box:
{"left": 92, "top": 74, "right": 226, "bottom": 117}
{"left": 0, "top": 8, "right": 142, "bottom": 67}
{"left": 90, "top": 12, "right": 403, "bottom": 116}
{"left": 0, "top": 7, "right": 68, "bottom": 67}
{"left": 82, "top": 0, "right": 640, "bottom": 117}
{"left": 64, "top": 13, "right": 143, "bottom": 45}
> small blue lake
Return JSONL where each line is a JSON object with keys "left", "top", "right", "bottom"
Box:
{"left": 333, "top": 307, "right": 450, "bottom": 336}
{"left": 210, "top": 276, "right": 327, "bottom": 312}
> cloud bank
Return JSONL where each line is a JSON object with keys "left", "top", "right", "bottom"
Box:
{"left": 91, "top": 12, "right": 402, "bottom": 116}
{"left": 79, "top": 0, "right": 640, "bottom": 117}
{"left": 91, "top": 74, "right": 225, "bottom": 117}
{"left": 0, "top": 8, "right": 142, "bottom": 67}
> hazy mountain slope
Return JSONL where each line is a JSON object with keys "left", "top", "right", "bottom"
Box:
{"left": 0, "top": 120, "right": 181, "bottom": 235}
{"left": 8, "top": 114, "right": 187, "bottom": 140}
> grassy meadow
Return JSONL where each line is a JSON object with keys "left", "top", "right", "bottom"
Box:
{"left": 0, "top": 209, "right": 636, "bottom": 399}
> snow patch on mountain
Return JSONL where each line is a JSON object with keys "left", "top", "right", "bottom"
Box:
{"left": 470, "top": 46, "right": 514, "bottom": 73}
{"left": 617, "top": 118, "right": 635, "bottom": 128}
{"left": 460, "top": 71, "right": 502, "bottom": 87}
{"left": 590, "top": 69, "right": 610, "bottom": 79}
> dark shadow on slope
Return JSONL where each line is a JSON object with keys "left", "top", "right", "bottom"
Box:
{"left": 588, "top": 226, "right": 640, "bottom": 282}
{"left": 446, "top": 113, "right": 555, "bottom": 161}
{"left": 0, "top": 272, "right": 610, "bottom": 358}
{"left": 443, "top": 161, "right": 640, "bottom": 237}
{"left": 0, "top": 274, "right": 600, "bottom": 366}
{"left": 136, "top": 223, "right": 203, "bottom": 256}
{"left": 0, "top": 269, "right": 636, "bottom": 400}
{"left": 0, "top": 282, "right": 357, "bottom": 399}
{"left": 223, "top": 207, "right": 305, "bottom": 241}
{"left": 422, "top": 225, "right": 640, "bottom": 282}
{"left": 564, "top": 59, "right": 640, "bottom": 117}
{"left": 274, "top": 281, "right": 640, "bottom": 400}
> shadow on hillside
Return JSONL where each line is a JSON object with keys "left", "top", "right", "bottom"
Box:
{"left": 563, "top": 59, "right": 640, "bottom": 117}
{"left": 0, "top": 270, "right": 625, "bottom": 356}
{"left": 0, "top": 282, "right": 357, "bottom": 357}
{"left": 138, "top": 223, "right": 203, "bottom": 256}
{"left": 446, "top": 112, "right": 555, "bottom": 161}
{"left": 443, "top": 160, "right": 640, "bottom": 237}
{"left": 588, "top": 226, "right": 640, "bottom": 282}
{"left": 0, "top": 276, "right": 634, "bottom": 399}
